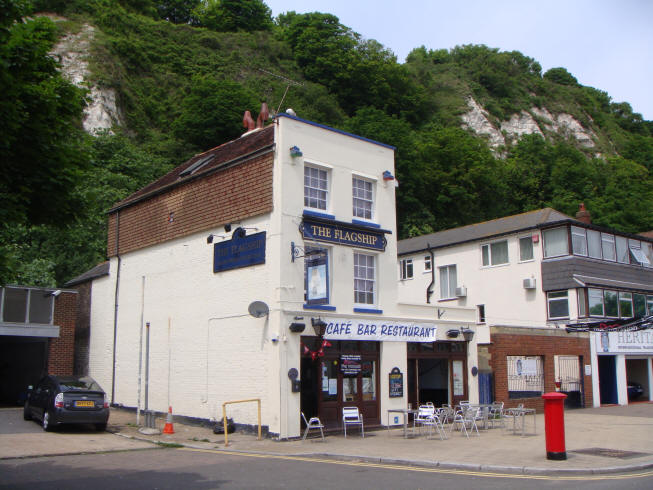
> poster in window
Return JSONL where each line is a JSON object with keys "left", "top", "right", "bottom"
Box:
{"left": 305, "top": 253, "right": 328, "bottom": 305}
{"left": 452, "top": 360, "right": 464, "bottom": 396}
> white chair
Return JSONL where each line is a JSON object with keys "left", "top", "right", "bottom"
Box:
{"left": 301, "top": 412, "right": 325, "bottom": 441}
{"left": 452, "top": 406, "right": 480, "bottom": 437}
{"left": 414, "top": 404, "right": 435, "bottom": 436}
{"left": 342, "top": 406, "right": 364, "bottom": 438}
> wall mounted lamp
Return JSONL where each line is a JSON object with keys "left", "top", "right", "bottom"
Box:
{"left": 311, "top": 317, "right": 328, "bottom": 337}
{"left": 446, "top": 327, "right": 474, "bottom": 342}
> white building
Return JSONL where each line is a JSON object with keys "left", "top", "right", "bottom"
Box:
{"left": 397, "top": 207, "right": 653, "bottom": 410}
{"left": 81, "top": 111, "right": 477, "bottom": 438}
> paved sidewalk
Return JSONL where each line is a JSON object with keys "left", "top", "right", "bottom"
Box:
{"left": 107, "top": 403, "right": 653, "bottom": 475}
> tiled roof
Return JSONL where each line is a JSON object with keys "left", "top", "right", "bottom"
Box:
{"left": 397, "top": 208, "right": 575, "bottom": 255}
{"left": 109, "top": 125, "right": 275, "bottom": 213}
{"left": 64, "top": 261, "right": 110, "bottom": 287}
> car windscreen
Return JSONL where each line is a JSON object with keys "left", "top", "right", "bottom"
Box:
{"left": 57, "top": 378, "right": 103, "bottom": 392}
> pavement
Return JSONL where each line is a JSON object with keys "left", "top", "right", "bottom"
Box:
{"left": 2, "top": 403, "right": 653, "bottom": 475}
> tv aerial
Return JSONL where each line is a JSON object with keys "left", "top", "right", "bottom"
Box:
{"left": 257, "top": 68, "right": 303, "bottom": 115}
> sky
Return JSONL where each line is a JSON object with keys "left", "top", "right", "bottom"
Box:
{"left": 265, "top": 0, "right": 653, "bottom": 120}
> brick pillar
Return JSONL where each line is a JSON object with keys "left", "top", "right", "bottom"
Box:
{"left": 48, "top": 291, "right": 77, "bottom": 375}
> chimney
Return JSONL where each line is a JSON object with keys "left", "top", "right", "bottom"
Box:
{"left": 575, "top": 203, "right": 591, "bottom": 224}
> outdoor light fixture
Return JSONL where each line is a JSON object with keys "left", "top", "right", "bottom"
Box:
{"left": 311, "top": 317, "right": 328, "bottom": 337}
{"left": 461, "top": 327, "right": 475, "bottom": 342}
{"left": 446, "top": 329, "right": 460, "bottom": 339}
{"left": 206, "top": 234, "right": 226, "bottom": 244}
{"left": 289, "top": 322, "right": 306, "bottom": 333}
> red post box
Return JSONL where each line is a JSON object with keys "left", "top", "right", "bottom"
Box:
{"left": 542, "top": 392, "right": 567, "bottom": 460}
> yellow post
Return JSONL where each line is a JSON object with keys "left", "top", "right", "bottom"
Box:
{"left": 221, "top": 398, "right": 262, "bottom": 447}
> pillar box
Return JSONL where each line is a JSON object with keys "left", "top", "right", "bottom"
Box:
{"left": 542, "top": 392, "right": 567, "bottom": 460}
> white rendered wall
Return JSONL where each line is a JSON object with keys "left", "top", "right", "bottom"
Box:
{"left": 88, "top": 272, "right": 116, "bottom": 399}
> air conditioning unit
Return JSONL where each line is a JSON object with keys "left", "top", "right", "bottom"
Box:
{"left": 455, "top": 286, "right": 467, "bottom": 297}
{"left": 523, "top": 278, "right": 537, "bottom": 289}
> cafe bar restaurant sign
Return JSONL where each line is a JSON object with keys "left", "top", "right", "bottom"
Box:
{"left": 324, "top": 318, "right": 437, "bottom": 342}
{"left": 301, "top": 219, "right": 386, "bottom": 251}
{"left": 213, "top": 230, "right": 266, "bottom": 273}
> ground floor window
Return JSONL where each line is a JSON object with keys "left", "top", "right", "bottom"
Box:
{"left": 507, "top": 355, "right": 544, "bottom": 398}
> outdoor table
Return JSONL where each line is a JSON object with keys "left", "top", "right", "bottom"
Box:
{"left": 387, "top": 408, "right": 418, "bottom": 438}
{"left": 506, "top": 407, "right": 536, "bottom": 436}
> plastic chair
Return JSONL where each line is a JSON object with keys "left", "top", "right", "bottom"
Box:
{"left": 342, "top": 407, "right": 364, "bottom": 438}
{"left": 301, "top": 412, "right": 325, "bottom": 441}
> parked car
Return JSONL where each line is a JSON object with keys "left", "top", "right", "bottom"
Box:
{"left": 24, "top": 375, "right": 109, "bottom": 432}
{"left": 627, "top": 381, "right": 644, "bottom": 400}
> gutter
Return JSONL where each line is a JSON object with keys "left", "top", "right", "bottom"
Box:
{"left": 426, "top": 242, "right": 435, "bottom": 304}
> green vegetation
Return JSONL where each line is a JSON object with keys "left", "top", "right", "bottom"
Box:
{"left": 1, "top": 0, "right": 652, "bottom": 286}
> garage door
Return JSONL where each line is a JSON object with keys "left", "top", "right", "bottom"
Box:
{"left": 0, "top": 337, "right": 48, "bottom": 405}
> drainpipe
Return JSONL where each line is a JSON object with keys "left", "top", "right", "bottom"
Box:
{"left": 111, "top": 210, "right": 121, "bottom": 404}
{"left": 426, "top": 242, "right": 435, "bottom": 304}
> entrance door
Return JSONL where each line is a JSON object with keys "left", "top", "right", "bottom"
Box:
{"left": 598, "top": 355, "right": 618, "bottom": 405}
{"left": 555, "top": 355, "right": 583, "bottom": 408}
{"left": 407, "top": 343, "right": 467, "bottom": 407}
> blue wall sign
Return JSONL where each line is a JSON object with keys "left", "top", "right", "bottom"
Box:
{"left": 301, "top": 220, "right": 386, "bottom": 251}
{"left": 213, "top": 230, "right": 266, "bottom": 273}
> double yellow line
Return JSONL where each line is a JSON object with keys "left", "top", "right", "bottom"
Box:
{"left": 180, "top": 447, "right": 653, "bottom": 481}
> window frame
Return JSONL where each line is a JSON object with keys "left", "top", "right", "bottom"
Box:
{"left": 571, "top": 226, "right": 588, "bottom": 256}
{"left": 547, "top": 290, "right": 569, "bottom": 320}
{"left": 439, "top": 264, "right": 458, "bottom": 299}
{"left": 352, "top": 175, "right": 375, "bottom": 221}
{"left": 543, "top": 227, "right": 569, "bottom": 258}
{"left": 587, "top": 229, "right": 602, "bottom": 259}
{"left": 601, "top": 233, "right": 616, "bottom": 261}
{"left": 354, "top": 252, "right": 376, "bottom": 306}
{"left": 424, "top": 255, "right": 432, "bottom": 272}
{"left": 519, "top": 236, "right": 534, "bottom": 262}
{"left": 304, "top": 164, "right": 330, "bottom": 212}
{"left": 481, "top": 239, "right": 509, "bottom": 267}
{"left": 399, "top": 258, "right": 413, "bottom": 281}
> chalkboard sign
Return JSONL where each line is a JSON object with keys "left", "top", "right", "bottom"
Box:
{"left": 389, "top": 367, "right": 403, "bottom": 398}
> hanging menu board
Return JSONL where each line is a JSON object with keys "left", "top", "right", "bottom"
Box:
{"left": 389, "top": 367, "right": 403, "bottom": 398}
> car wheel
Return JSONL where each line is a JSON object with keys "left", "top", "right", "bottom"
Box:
{"left": 42, "top": 411, "right": 55, "bottom": 432}
{"left": 95, "top": 423, "right": 107, "bottom": 432}
{"left": 23, "top": 402, "right": 32, "bottom": 421}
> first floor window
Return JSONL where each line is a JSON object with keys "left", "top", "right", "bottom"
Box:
{"left": 477, "top": 304, "right": 486, "bottom": 323}
{"left": 352, "top": 177, "right": 374, "bottom": 220}
{"left": 547, "top": 290, "right": 569, "bottom": 319}
{"left": 588, "top": 288, "right": 604, "bottom": 316}
{"left": 482, "top": 240, "right": 509, "bottom": 266}
{"left": 400, "top": 258, "right": 413, "bottom": 280}
{"left": 424, "top": 255, "right": 432, "bottom": 272}
{"left": 354, "top": 252, "right": 375, "bottom": 305}
{"left": 619, "top": 292, "right": 633, "bottom": 318}
{"left": 571, "top": 226, "right": 588, "bottom": 256}
{"left": 304, "top": 165, "right": 328, "bottom": 210}
{"left": 543, "top": 227, "right": 569, "bottom": 258}
{"left": 519, "top": 236, "right": 534, "bottom": 261}
{"left": 604, "top": 290, "right": 619, "bottom": 317}
{"left": 439, "top": 264, "right": 457, "bottom": 299}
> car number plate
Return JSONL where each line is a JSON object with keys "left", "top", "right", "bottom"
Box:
{"left": 75, "top": 400, "right": 95, "bottom": 407}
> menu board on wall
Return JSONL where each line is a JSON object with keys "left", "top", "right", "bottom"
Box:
{"left": 389, "top": 367, "right": 403, "bottom": 398}
{"left": 452, "top": 360, "right": 464, "bottom": 396}
{"left": 340, "top": 354, "right": 362, "bottom": 375}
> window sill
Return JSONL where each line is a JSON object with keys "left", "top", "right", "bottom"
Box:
{"left": 438, "top": 298, "right": 458, "bottom": 303}
{"left": 303, "top": 304, "right": 336, "bottom": 311}
{"left": 303, "top": 209, "right": 336, "bottom": 220}
{"left": 354, "top": 307, "right": 383, "bottom": 314}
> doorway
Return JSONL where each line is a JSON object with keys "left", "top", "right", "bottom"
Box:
{"left": 598, "top": 355, "right": 617, "bottom": 405}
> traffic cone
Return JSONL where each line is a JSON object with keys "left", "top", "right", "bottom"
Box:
{"left": 163, "top": 406, "right": 175, "bottom": 434}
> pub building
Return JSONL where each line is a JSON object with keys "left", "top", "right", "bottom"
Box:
{"left": 80, "top": 107, "right": 479, "bottom": 438}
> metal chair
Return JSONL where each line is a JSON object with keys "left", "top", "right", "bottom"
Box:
{"left": 342, "top": 406, "right": 364, "bottom": 438}
{"left": 488, "top": 401, "right": 504, "bottom": 428}
{"left": 452, "top": 406, "right": 480, "bottom": 437}
{"left": 301, "top": 412, "right": 325, "bottom": 441}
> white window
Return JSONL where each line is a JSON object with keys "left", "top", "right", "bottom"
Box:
{"left": 400, "top": 258, "right": 413, "bottom": 280}
{"left": 507, "top": 356, "right": 544, "bottom": 398}
{"left": 439, "top": 265, "right": 457, "bottom": 299}
{"left": 643, "top": 242, "right": 653, "bottom": 268}
{"left": 519, "top": 236, "right": 534, "bottom": 261}
{"left": 547, "top": 290, "right": 569, "bottom": 319}
{"left": 588, "top": 288, "right": 604, "bottom": 316}
{"left": 354, "top": 253, "right": 375, "bottom": 305}
{"left": 304, "top": 165, "right": 328, "bottom": 210}
{"left": 587, "top": 229, "right": 602, "bottom": 259}
{"left": 424, "top": 255, "right": 432, "bottom": 272}
{"left": 629, "top": 239, "right": 651, "bottom": 266}
{"left": 571, "top": 226, "right": 588, "bottom": 256}
{"left": 601, "top": 233, "right": 616, "bottom": 261}
{"left": 615, "top": 235, "right": 629, "bottom": 264}
{"left": 352, "top": 177, "right": 373, "bottom": 220}
{"left": 543, "top": 227, "right": 568, "bottom": 258}
{"left": 482, "top": 240, "right": 508, "bottom": 266}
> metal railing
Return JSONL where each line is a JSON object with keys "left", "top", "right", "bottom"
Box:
{"left": 222, "top": 398, "right": 261, "bottom": 446}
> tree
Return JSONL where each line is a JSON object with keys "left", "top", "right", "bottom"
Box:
{"left": 543, "top": 67, "right": 578, "bottom": 86}
{"left": 157, "top": 0, "right": 201, "bottom": 24}
{"left": 172, "top": 75, "right": 258, "bottom": 150}
{"left": 194, "top": 0, "right": 273, "bottom": 32}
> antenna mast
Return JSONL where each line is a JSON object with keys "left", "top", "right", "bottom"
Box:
{"left": 258, "top": 68, "right": 303, "bottom": 115}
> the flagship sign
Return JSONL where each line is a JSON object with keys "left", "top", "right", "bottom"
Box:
{"left": 324, "top": 318, "right": 436, "bottom": 342}
{"left": 301, "top": 220, "right": 386, "bottom": 251}
{"left": 595, "top": 330, "right": 653, "bottom": 354}
{"left": 213, "top": 231, "right": 266, "bottom": 273}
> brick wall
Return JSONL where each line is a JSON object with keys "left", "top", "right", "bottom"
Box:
{"left": 107, "top": 152, "right": 274, "bottom": 257}
{"left": 48, "top": 291, "right": 77, "bottom": 375}
{"left": 489, "top": 328, "right": 593, "bottom": 412}
{"left": 73, "top": 282, "right": 91, "bottom": 375}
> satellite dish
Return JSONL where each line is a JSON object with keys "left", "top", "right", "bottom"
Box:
{"left": 248, "top": 301, "right": 269, "bottom": 318}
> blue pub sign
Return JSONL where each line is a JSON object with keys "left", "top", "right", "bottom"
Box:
{"left": 301, "top": 219, "right": 387, "bottom": 251}
{"left": 213, "top": 229, "right": 266, "bottom": 273}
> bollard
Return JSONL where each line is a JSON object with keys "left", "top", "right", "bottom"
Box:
{"left": 542, "top": 392, "right": 567, "bottom": 460}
